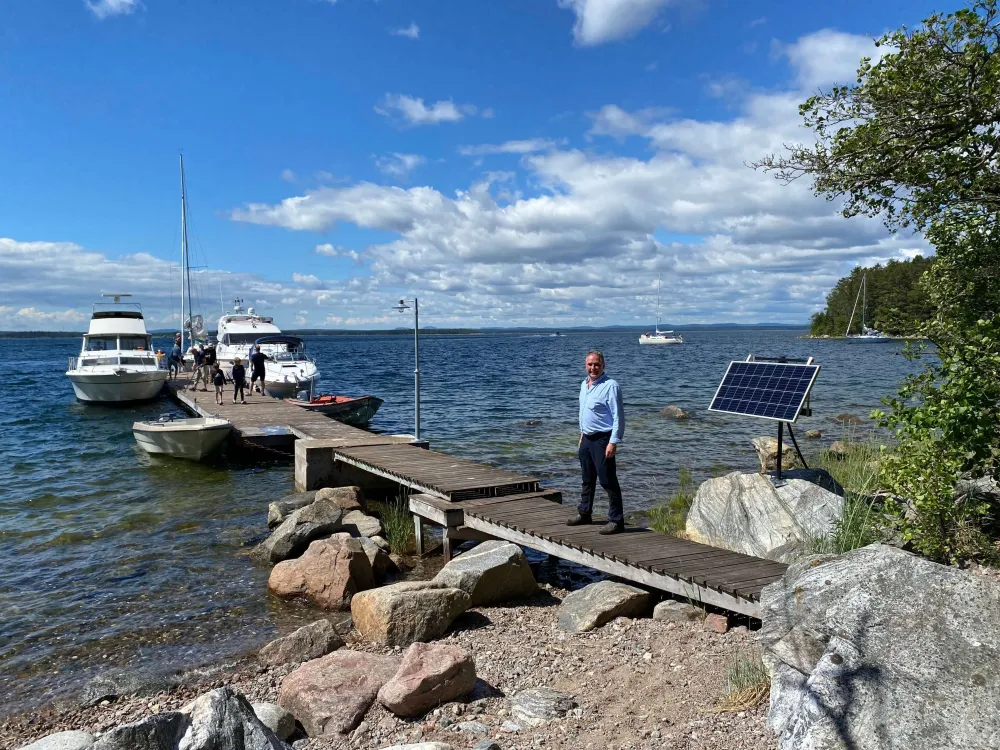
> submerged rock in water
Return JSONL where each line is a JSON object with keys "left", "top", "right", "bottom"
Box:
{"left": 659, "top": 405, "right": 690, "bottom": 419}
{"left": 685, "top": 469, "right": 843, "bottom": 563}
{"left": 761, "top": 544, "right": 1000, "bottom": 750}
{"left": 804, "top": 429, "right": 822, "bottom": 439}
{"left": 834, "top": 413, "right": 862, "bottom": 425}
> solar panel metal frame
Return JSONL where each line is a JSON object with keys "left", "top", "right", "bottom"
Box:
{"left": 708, "top": 360, "right": 820, "bottom": 423}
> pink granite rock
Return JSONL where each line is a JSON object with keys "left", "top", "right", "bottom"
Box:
{"left": 377, "top": 643, "right": 476, "bottom": 717}
{"left": 268, "top": 534, "right": 374, "bottom": 610}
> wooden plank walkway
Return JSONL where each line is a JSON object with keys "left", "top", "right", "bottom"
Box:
{"left": 164, "top": 377, "right": 408, "bottom": 447}
{"left": 338, "top": 443, "right": 788, "bottom": 618}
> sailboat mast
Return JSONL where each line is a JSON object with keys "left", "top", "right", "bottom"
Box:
{"left": 179, "top": 154, "right": 191, "bottom": 354}
{"left": 862, "top": 273, "right": 866, "bottom": 331}
{"left": 656, "top": 274, "right": 661, "bottom": 332}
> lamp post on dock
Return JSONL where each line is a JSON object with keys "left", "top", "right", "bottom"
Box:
{"left": 394, "top": 298, "right": 420, "bottom": 440}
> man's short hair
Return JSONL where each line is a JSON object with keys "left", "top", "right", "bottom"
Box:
{"left": 586, "top": 349, "right": 605, "bottom": 365}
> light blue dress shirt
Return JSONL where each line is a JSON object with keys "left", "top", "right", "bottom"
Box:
{"left": 579, "top": 373, "right": 624, "bottom": 444}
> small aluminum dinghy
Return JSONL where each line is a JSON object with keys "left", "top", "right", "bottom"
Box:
{"left": 132, "top": 415, "right": 231, "bottom": 460}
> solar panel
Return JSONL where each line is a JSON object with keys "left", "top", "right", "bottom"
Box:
{"left": 708, "top": 360, "right": 819, "bottom": 423}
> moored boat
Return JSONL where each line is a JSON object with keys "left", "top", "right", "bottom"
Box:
{"left": 285, "top": 394, "right": 384, "bottom": 426}
{"left": 66, "top": 294, "right": 168, "bottom": 403}
{"left": 132, "top": 416, "right": 231, "bottom": 459}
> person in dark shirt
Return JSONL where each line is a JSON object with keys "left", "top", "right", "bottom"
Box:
{"left": 212, "top": 363, "right": 225, "bottom": 405}
{"left": 168, "top": 344, "right": 182, "bottom": 379}
{"left": 202, "top": 345, "right": 217, "bottom": 369}
{"left": 249, "top": 344, "right": 268, "bottom": 395}
{"left": 231, "top": 358, "right": 247, "bottom": 404}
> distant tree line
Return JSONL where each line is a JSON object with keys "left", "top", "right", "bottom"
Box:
{"left": 809, "top": 256, "right": 936, "bottom": 337}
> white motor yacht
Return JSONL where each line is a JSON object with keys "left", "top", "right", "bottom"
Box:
{"left": 215, "top": 299, "right": 320, "bottom": 398}
{"left": 66, "top": 294, "right": 168, "bottom": 403}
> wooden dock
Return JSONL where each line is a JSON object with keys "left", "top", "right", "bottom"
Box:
{"left": 165, "top": 377, "right": 787, "bottom": 618}
{"left": 164, "top": 378, "right": 412, "bottom": 448}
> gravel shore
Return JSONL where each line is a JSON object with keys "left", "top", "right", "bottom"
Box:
{"left": 3, "top": 582, "right": 774, "bottom": 750}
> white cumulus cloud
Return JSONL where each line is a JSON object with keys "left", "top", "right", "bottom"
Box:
{"left": 458, "top": 139, "right": 564, "bottom": 157}
{"left": 558, "top": 0, "right": 674, "bottom": 46}
{"left": 375, "top": 94, "right": 479, "bottom": 126}
{"left": 375, "top": 153, "right": 426, "bottom": 178}
{"left": 779, "top": 29, "right": 883, "bottom": 89}
{"left": 85, "top": 0, "right": 139, "bottom": 19}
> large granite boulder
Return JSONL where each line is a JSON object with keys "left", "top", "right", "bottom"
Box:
{"left": 253, "top": 499, "right": 344, "bottom": 564}
{"left": 378, "top": 642, "right": 477, "bottom": 717}
{"left": 267, "top": 491, "right": 317, "bottom": 529}
{"left": 251, "top": 703, "right": 296, "bottom": 741}
{"left": 342, "top": 510, "right": 383, "bottom": 539}
{"left": 433, "top": 541, "right": 537, "bottom": 606}
{"left": 556, "top": 581, "right": 651, "bottom": 633}
{"left": 258, "top": 619, "right": 344, "bottom": 666}
{"left": 685, "top": 469, "right": 844, "bottom": 563}
{"left": 278, "top": 650, "right": 400, "bottom": 736}
{"left": 268, "top": 535, "right": 374, "bottom": 610}
{"left": 18, "top": 732, "right": 95, "bottom": 750}
{"left": 351, "top": 581, "right": 471, "bottom": 647}
{"left": 761, "top": 544, "right": 1000, "bottom": 750}
{"left": 92, "top": 687, "right": 289, "bottom": 750}
{"left": 751, "top": 437, "right": 802, "bottom": 473}
{"left": 316, "top": 486, "right": 366, "bottom": 513}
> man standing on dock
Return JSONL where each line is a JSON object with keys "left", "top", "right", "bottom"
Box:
{"left": 569, "top": 349, "right": 626, "bottom": 535}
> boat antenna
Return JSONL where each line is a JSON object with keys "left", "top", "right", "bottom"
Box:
{"left": 180, "top": 153, "right": 192, "bottom": 355}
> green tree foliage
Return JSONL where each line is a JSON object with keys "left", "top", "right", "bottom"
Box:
{"left": 810, "top": 257, "right": 935, "bottom": 336}
{"left": 756, "top": 1, "right": 1000, "bottom": 563}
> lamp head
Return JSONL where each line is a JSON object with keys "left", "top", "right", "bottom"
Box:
{"left": 394, "top": 299, "right": 410, "bottom": 313}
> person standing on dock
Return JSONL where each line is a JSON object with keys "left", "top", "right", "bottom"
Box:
{"left": 167, "top": 341, "right": 182, "bottom": 380}
{"left": 249, "top": 344, "right": 267, "bottom": 396}
{"left": 568, "top": 349, "right": 626, "bottom": 535}
{"left": 231, "top": 357, "right": 247, "bottom": 404}
{"left": 190, "top": 345, "right": 208, "bottom": 391}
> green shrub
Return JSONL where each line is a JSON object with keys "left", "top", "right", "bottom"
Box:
{"left": 648, "top": 468, "right": 696, "bottom": 536}
{"left": 812, "top": 433, "right": 887, "bottom": 555}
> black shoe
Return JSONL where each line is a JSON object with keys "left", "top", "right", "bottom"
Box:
{"left": 599, "top": 521, "right": 625, "bottom": 535}
{"left": 566, "top": 513, "right": 592, "bottom": 526}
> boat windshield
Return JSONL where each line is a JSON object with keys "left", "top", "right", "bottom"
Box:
{"left": 79, "top": 355, "right": 157, "bottom": 366}
{"left": 223, "top": 333, "right": 270, "bottom": 346}
{"left": 272, "top": 350, "right": 308, "bottom": 362}
{"left": 120, "top": 336, "right": 151, "bottom": 351}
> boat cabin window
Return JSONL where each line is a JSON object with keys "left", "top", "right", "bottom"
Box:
{"left": 81, "top": 356, "right": 119, "bottom": 366}
{"left": 222, "top": 333, "right": 263, "bottom": 346}
{"left": 119, "top": 356, "right": 156, "bottom": 366}
{"left": 84, "top": 336, "right": 119, "bottom": 351}
{"left": 119, "top": 336, "right": 151, "bottom": 351}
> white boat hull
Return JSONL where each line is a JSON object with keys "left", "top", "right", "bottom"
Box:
{"left": 132, "top": 418, "right": 231, "bottom": 460}
{"left": 67, "top": 370, "right": 168, "bottom": 403}
{"left": 639, "top": 337, "right": 683, "bottom": 345}
{"left": 262, "top": 363, "right": 320, "bottom": 398}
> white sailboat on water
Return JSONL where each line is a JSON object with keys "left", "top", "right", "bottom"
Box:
{"left": 639, "top": 275, "right": 683, "bottom": 345}
{"left": 845, "top": 271, "right": 891, "bottom": 342}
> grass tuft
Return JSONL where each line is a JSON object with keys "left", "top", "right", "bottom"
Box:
{"left": 714, "top": 646, "right": 771, "bottom": 712}
{"left": 379, "top": 487, "right": 415, "bottom": 555}
{"left": 812, "top": 429, "right": 887, "bottom": 555}
{"left": 648, "top": 468, "right": 697, "bottom": 536}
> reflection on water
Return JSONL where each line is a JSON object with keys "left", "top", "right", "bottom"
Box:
{"left": 0, "top": 330, "right": 921, "bottom": 714}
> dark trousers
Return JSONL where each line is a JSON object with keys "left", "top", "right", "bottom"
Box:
{"left": 233, "top": 381, "right": 245, "bottom": 400}
{"left": 578, "top": 431, "right": 624, "bottom": 523}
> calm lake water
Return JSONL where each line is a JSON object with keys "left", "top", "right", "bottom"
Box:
{"left": 0, "top": 329, "right": 921, "bottom": 715}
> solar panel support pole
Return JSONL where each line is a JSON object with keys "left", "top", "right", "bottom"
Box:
{"left": 776, "top": 422, "right": 784, "bottom": 482}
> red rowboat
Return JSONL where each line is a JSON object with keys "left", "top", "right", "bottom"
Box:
{"left": 284, "top": 394, "right": 384, "bottom": 426}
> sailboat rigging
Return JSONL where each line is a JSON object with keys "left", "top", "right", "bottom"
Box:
{"left": 639, "top": 275, "right": 683, "bottom": 345}
{"left": 844, "top": 271, "right": 890, "bottom": 342}
{"left": 179, "top": 155, "right": 205, "bottom": 354}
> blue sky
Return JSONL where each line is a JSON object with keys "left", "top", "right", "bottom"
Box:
{"left": 1, "top": 0, "right": 937, "bottom": 330}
